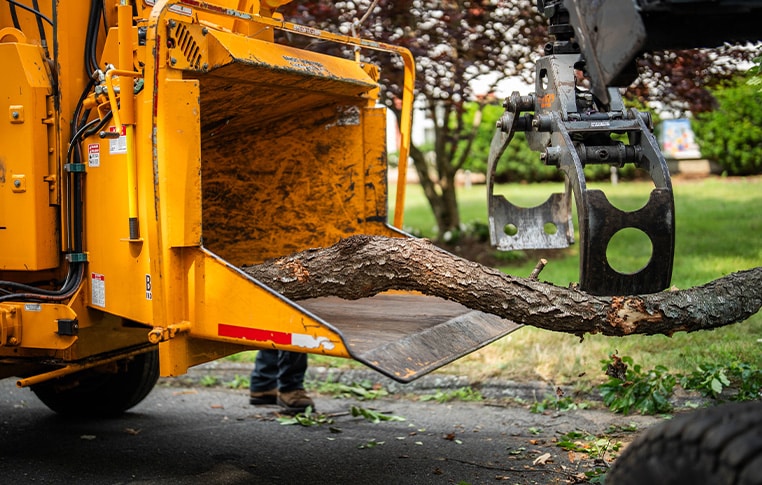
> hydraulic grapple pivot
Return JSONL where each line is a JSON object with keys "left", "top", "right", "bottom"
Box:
{"left": 487, "top": 0, "right": 675, "bottom": 296}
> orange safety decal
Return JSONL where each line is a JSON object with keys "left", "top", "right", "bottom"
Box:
{"left": 218, "top": 324, "right": 335, "bottom": 350}
{"left": 539, "top": 93, "right": 555, "bottom": 109}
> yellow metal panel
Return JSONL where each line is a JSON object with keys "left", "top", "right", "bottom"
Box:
{"left": 205, "top": 29, "right": 376, "bottom": 97}
{"left": 0, "top": 43, "right": 58, "bottom": 270}
{"left": 0, "top": 302, "right": 77, "bottom": 350}
{"left": 166, "top": 21, "right": 210, "bottom": 71}
{"left": 362, "top": 106, "right": 395, "bottom": 228}
{"left": 82, "top": 122, "right": 153, "bottom": 323}
{"left": 159, "top": 79, "right": 203, "bottom": 248}
{"left": 156, "top": 247, "right": 350, "bottom": 376}
{"left": 185, "top": 248, "right": 346, "bottom": 355}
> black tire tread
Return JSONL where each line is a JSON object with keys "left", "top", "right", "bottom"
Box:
{"left": 607, "top": 401, "right": 762, "bottom": 485}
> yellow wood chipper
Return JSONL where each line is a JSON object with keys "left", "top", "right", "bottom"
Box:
{"left": 0, "top": 0, "right": 520, "bottom": 416}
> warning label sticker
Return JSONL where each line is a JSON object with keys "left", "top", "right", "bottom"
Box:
{"left": 91, "top": 272, "right": 106, "bottom": 307}
{"left": 88, "top": 143, "right": 100, "bottom": 167}
{"left": 108, "top": 126, "right": 127, "bottom": 155}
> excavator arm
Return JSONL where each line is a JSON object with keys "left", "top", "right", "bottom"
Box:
{"left": 564, "top": 0, "right": 762, "bottom": 105}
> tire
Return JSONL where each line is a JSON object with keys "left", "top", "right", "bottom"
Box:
{"left": 607, "top": 401, "right": 762, "bottom": 485}
{"left": 31, "top": 349, "right": 160, "bottom": 418}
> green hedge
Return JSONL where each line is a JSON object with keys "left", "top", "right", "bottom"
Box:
{"left": 692, "top": 76, "right": 762, "bottom": 175}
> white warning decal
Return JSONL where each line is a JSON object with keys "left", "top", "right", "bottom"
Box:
{"left": 108, "top": 126, "right": 127, "bottom": 155}
{"left": 91, "top": 272, "right": 106, "bottom": 307}
{"left": 88, "top": 143, "right": 100, "bottom": 167}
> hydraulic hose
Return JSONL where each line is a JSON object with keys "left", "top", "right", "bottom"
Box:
{"left": 0, "top": 1, "right": 103, "bottom": 303}
{"left": 0, "top": 263, "right": 84, "bottom": 303}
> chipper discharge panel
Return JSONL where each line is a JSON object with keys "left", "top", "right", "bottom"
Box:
{"left": 0, "top": 0, "right": 519, "bottom": 416}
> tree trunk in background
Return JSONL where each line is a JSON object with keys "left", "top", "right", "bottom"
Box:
{"left": 409, "top": 139, "right": 461, "bottom": 239}
{"left": 243, "top": 235, "right": 762, "bottom": 338}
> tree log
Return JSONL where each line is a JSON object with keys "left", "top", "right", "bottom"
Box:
{"left": 242, "top": 235, "right": 762, "bottom": 338}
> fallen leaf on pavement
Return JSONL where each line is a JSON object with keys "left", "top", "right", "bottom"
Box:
{"left": 533, "top": 452, "right": 552, "bottom": 465}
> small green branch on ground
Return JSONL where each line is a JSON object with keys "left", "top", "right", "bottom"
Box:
{"left": 598, "top": 354, "right": 762, "bottom": 415}
{"left": 419, "top": 386, "right": 483, "bottom": 403}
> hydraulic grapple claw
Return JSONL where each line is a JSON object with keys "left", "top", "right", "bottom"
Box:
{"left": 487, "top": 52, "right": 675, "bottom": 296}
{"left": 487, "top": 94, "right": 575, "bottom": 252}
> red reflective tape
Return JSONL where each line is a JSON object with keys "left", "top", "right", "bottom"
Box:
{"left": 218, "top": 324, "right": 291, "bottom": 344}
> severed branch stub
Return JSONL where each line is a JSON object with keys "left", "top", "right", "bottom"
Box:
{"left": 529, "top": 258, "right": 548, "bottom": 280}
{"left": 242, "top": 235, "right": 762, "bottom": 338}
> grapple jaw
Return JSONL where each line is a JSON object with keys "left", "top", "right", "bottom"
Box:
{"left": 487, "top": 55, "right": 675, "bottom": 296}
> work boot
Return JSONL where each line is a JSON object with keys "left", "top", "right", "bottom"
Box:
{"left": 249, "top": 388, "right": 277, "bottom": 405}
{"left": 277, "top": 389, "right": 315, "bottom": 414}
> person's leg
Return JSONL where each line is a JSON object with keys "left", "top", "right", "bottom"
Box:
{"left": 275, "top": 351, "right": 314, "bottom": 413}
{"left": 249, "top": 350, "right": 279, "bottom": 404}
{"left": 276, "top": 351, "right": 308, "bottom": 392}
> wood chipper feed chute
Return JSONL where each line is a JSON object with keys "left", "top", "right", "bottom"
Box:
{"left": 138, "top": 1, "right": 522, "bottom": 383}
{"left": 183, "top": 26, "right": 396, "bottom": 264}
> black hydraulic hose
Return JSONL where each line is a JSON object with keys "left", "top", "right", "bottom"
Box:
{"left": 30, "top": 0, "right": 48, "bottom": 57}
{"left": 66, "top": 118, "right": 100, "bottom": 170}
{"left": 4, "top": 0, "right": 52, "bottom": 26}
{"left": 66, "top": 117, "right": 102, "bottom": 256}
{"left": 82, "top": 111, "right": 113, "bottom": 138}
{"left": 73, "top": 171, "right": 83, "bottom": 254}
{"left": 0, "top": 263, "right": 84, "bottom": 303}
{"left": 101, "top": 2, "right": 110, "bottom": 34}
{"left": 0, "top": 273, "right": 75, "bottom": 296}
{"left": 85, "top": 0, "right": 102, "bottom": 75}
{"left": 8, "top": 1, "right": 19, "bottom": 29}
{"left": 71, "top": 78, "right": 96, "bottom": 137}
{"left": 66, "top": 104, "right": 92, "bottom": 252}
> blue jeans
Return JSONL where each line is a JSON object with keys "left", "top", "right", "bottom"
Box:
{"left": 249, "top": 350, "right": 308, "bottom": 393}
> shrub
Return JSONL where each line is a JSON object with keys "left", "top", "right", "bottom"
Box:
{"left": 598, "top": 354, "right": 677, "bottom": 415}
{"left": 680, "top": 361, "right": 762, "bottom": 401}
{"left": 692, "top": 76, "right": 762, "bottom": 175}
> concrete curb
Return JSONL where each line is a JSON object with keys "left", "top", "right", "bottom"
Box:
{"left": 162, "top": 361, "right": 585, "bottom": 403}
{"left": 161, "top": 360, "right": 712, "bottom": 409}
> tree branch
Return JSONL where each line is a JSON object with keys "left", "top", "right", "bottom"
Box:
{"left": 242, "top": 235, "right": 762, "bottom": 338}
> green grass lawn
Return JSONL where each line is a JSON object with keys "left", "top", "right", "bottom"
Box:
{"left": 389, "top": 176, "right": 762, "bottom": 386}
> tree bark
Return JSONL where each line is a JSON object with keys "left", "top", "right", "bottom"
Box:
{"left": 242, "top": 235, "right": 762, "bottom": 338}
